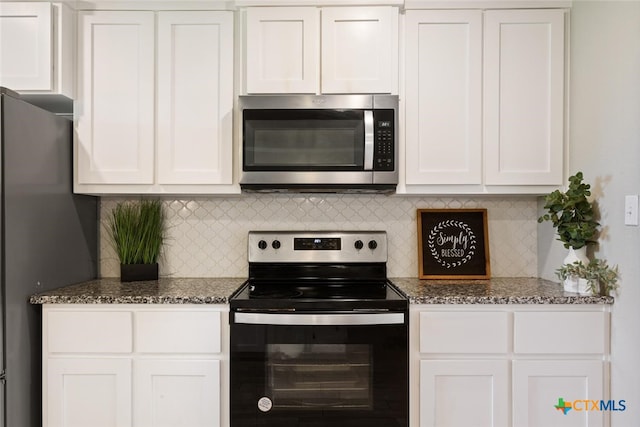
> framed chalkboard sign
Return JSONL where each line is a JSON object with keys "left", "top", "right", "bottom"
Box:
{"left": 417, "top": 209, "right": 491, "bottom": 279}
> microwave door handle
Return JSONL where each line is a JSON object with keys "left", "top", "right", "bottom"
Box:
{"left": 364, "top": 110, "right": 374, "bottom": 170}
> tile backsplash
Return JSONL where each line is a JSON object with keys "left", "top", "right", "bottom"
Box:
{"left": 99, "top": 195, "right": 538, "bottom": 278}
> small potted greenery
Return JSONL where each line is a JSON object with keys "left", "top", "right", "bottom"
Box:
{"left": 556, "top": 259, "right": 619, "bottom": 296}
{"left": 538, "top": 172, "right": 600, "bottom": 291}
{"left": 107, "top": 199, "right": 166, "bottom": 282}
{"left": 538, "top": 171, "right": 599, "bottom": 249}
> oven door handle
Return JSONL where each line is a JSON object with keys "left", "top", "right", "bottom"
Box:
{"left": 234, "top": 312, "right": 404, "bottom": 326}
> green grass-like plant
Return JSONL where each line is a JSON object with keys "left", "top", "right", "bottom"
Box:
{"left": 107, "top": 200, "right": 165, "bottom": 265}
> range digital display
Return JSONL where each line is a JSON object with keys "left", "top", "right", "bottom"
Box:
{"left": 294, "top": 238, "right": 341, "bottom": 251}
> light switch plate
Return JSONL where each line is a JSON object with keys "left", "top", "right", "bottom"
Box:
{"left": 624, "top": 195, "right": 639, "bottom": 226}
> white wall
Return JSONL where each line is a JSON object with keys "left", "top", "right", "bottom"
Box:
{"left": 540, "top": 1, "right": 640, "bottom": 424}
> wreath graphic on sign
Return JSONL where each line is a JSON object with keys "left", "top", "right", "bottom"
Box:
{"left": 427, "top": 220, "right": 477, "bottom": 269}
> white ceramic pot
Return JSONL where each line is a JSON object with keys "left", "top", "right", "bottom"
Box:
{"left": 577, "top": 278, "right": 593, "bottom": 295}
{"left": 562, "top": 246, "right": 589, "bottom": 293}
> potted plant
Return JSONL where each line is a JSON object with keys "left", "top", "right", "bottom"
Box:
{"left": 556, "top": 259, "right": 619, "bottom": 296}
{"left": 538, "top": 172, "right": 599, "bottom": 291}
{"left": 107, "top": 199, "right": 166, "bottom": 282}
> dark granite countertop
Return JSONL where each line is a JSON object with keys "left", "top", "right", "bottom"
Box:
{"left": 391, "top": 277, "right": 614, "bottom": 305}
{"left": 29, "top": 277, "right": 246, "bottom": 305}
{"left": 29, "top": 277, "right": 613, "bottom": 305}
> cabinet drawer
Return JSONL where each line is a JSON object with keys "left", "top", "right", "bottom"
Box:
{"left": 47, "top": 310, "right": 133, "bottom": 353}
{"left": 514, "top": 311, "right": 607, "bottom": 354}
{"left": 135, "top": 310, "right": 221, "bottom": 354}
{"left": 419, "top": 311, "right": 509, "bottom": 354}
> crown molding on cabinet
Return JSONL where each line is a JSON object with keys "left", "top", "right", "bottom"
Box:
{"left": 59, "top": 0, "right": 571, "bottom": 10}
{"left": 72, "top": 0, "right": 236, "bottom": 10}
{"left": 404, "top": 0, "right": 571, "bottom": 9}
{"left": 236, "top": 0, "right": 402, "bottom": 6}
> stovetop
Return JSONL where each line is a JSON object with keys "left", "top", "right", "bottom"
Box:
{"left": 230, "top": 231, "right": 407, "bottom": 312}
{"left": 247, "top": 281, "right": 388, "bottom": 299}
{"left": 230, "top": 279, "right": 407, "bottom": 312}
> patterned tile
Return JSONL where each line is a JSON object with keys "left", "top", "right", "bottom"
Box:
{"left": 99, "top": 195, "right": 539, "bottom": 278}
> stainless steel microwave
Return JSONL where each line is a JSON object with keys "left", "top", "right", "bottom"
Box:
{"left": 239, "top": 95, "right": 398, "bottom": 193}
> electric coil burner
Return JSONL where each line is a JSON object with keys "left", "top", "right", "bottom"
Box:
{"left": 230, "top": 231, "right": 408, "bottom": 427}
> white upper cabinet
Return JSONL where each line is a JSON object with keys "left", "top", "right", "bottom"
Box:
{"left": 156, "top": 12, "right": 234, "bottom": 186}
{"left": 405, "top": 10, "right": 482, "bottom": 185}
{"left": 403, "top": 8, "right": 566, "bottom": 193}
{"left": 483, "top": 9, "right": 565, "bottom": 186}
{"left": 76, "top": 11, "right": 156, "bottom": 186}
{"left": 321, "top": 7, "right": 397, "bottom": 94}
{"left": 246, "top": 7, "right": 319, "bottom": 94}
{"left": 244, "top": 6, "right": 398, "bottom": 94}
{"left": 0, "top": 2, "right": 74, "bottom": 96}
{"left": 0, "top": 3, "right": 51, "bottom": 91}
{"left": 75, "top": 10, "right": 235, "bottom": 194}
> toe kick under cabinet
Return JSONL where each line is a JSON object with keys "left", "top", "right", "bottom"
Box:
{"left": 410, "top": 305, "right": 610, "bottom": 427}
{"left": 42, "top": 304, "right": 229, "bottom": 427}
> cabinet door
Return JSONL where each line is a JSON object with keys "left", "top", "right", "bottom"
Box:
{"left": 134, "top": 359, "right": 221, "bottom": 427}
{"left": 157, "top": 11, "right": 233, "bottom": 185}
{"left": 245, "top": 7, "right": 319, "bottom": 94}
{"left": 514, "top": 311, "right": 607, "bottom": 355}
{"left": 419, "top": 311, "right": 509, "bottom": 354}
{"left": 513, "top": 360, "right": 604, "bottom": 427}
{"left": 420, "top": 360, "right": 509, "bottom": 427}
{"left": 484, "top": 9, "right": 565, "bottom": 186}
{"left": 135, "top": 309, "right": 222, "bottom": 354}
{"left": 47, "top": 358, "right": 132, "bottom": 427}
{"left": 47, "top": 309, "right": 133, "bottom": 354}
{"left": 405, "top": 10, "right": 482, "bottom": 185}
{"left": 0, "top": 2, "right": 52, "bottom": 91}
{"left": 76, "top": 11, "right": 155, "bottom": 185}
{"left": 321, "top": 7, "right": 397, "bottom": 94}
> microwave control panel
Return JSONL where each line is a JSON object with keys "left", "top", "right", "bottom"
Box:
{"left": 373, "top": 110, "right": 395, "bottom": 171}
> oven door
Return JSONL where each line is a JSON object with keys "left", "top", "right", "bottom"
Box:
{"left": 230, "top": 312, "right": 408, "bottom": 427}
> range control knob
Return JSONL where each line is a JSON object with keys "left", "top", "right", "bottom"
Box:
{"left": 354, "top": 240, "right": 364, "bottom": 250}
{"left": 368, "top": 240, "right": 378, "bottom": 250}
{"left": 258, "top": 240, "right": 268, "bottom": 250}
{"left": 272, "top": 240, "right": 281, "bottom": 250}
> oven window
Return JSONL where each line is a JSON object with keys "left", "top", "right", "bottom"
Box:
{"left": 266, "top": 344, "right": 372, "bottom": 410}
{"left": 243, "top": 110, "right": 365, "bottom": 171}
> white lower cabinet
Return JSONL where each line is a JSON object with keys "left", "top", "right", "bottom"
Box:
{"left": 513, "top": 360, "right": 604, "bottom": 427}
{"left": 420, "top": 360, "right": 509, "bottom": 427}
{"left": 411, "top": 305, "right": 610, "bottom": 427}
{"left": 43, "top": 305, "right": 229, "bottom": 427}
{"left": 47, "top": 358, "right": 132, "bottom": 427}
{"left": 134, "top": 359, "right": 220, "bottom": 427}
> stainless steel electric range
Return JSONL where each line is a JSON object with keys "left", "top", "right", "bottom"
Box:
{"left": 230, "top": 231, "right": 408, "bottom": 427}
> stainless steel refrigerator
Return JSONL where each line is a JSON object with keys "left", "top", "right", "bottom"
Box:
{"left": 0, "top": 88, "right": 98, "bottom": 427}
